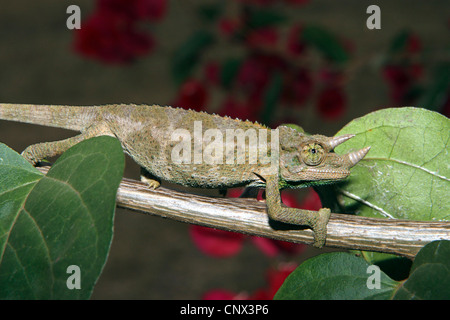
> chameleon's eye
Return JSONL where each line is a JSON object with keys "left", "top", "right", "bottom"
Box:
{"left": 301, "top": 143, "right": 325, "bottom": 166}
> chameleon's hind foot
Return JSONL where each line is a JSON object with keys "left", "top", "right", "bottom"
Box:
{"left": 140, "top": 167, "right": 161, "bottom": 189}
{"left": 141, "top": 176, "right": 161, "bottom": 189}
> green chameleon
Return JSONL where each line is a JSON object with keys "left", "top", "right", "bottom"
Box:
{"left": 0, "top": 104, "right": 370, "bottom": 247}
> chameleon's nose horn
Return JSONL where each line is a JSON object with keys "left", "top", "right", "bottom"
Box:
{"left": 346, "top": 146, "right": 371, "bottom": 167}
{"left": 328, "top": 134, "right": 355, "bottom": 150}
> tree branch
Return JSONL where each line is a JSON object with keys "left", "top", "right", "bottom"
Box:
{"left": 115, "top": 178, "right": 449, "bottom": 259}
{"left": 37, "top": 167, "right": 450, "bottom": 259}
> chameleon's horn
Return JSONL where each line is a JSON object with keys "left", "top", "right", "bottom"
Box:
{"left": 345, "top": 146, "right": 371, "bottom": 167}
{"left": 327, "top": 134, "right": 355, "bottom": 150}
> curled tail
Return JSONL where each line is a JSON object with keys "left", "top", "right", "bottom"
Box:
{"left": 0, "top": 103, "right": 99, "bottom": 131}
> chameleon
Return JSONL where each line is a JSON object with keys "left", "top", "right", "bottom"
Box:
{"left": 0, "top": 103, "right": 370, "bottom": 247}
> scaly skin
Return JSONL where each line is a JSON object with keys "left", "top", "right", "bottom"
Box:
{"left": 0, "top": 103, "right": 370, "bottom": 247}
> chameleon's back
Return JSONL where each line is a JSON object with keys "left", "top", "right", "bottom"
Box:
{"left": 103, "top": 104, "right": 274, "bottom": 188}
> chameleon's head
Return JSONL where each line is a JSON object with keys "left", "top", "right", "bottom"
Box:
{"left": 278, "top": 126, "right": 370, "bottom": 185}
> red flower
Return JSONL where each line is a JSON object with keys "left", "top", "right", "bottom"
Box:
{"left": 245, "top": 28, "right": 279, "bottom": 49}
{"left": 282, "top": 69, "right": 313, "bottom": 107}
{"left": 98, "top": 0, "right": 167, "bottom": 21}
{"left": 218, "top": 18, "right": 241, "bottom": 37}
{"left": 74, "top": 11, "right": 154, "bottom": 64}
{"left": 204, "top": 61, "right": 220, "bottom": 85}
{"left": 202, "top": 289, "right": 240, "bottom": 300}
{"left": 172, "top": 79, "right": 209, "bottom": 112}
{"left": 405, "top": 33, "right": 422, "bottom": 54}
{"left": 237, "top": 0, "right": 277, "bottom": 5}
{"left": 251, "top": 264, "right": 297, "bottom": 299}
{"left": 286, "top": 24, "right": 306, "bottom": 57}
{"left": 190, "top": 225, "right": 245, "bottom": 258}
{"left": 203, "top": 264, "right": 297, "bottom": 300}
{"left": 189, "top": 189, "right": 319, "bottom": 258}
{"left": 218, "top": 95, "right": 262, "bottom": 122}
{"left": 251, "top": 236, "right": 306, "bottom": 257}
{"left": 284, "top": 0, "right": 309, "bottom": 4}
{"left": 316, "top": 85, "right": 346, "bottom": 119}
{"left": 441, "top": 94, "right": 450, "bottom": 117}
{"left": 237, "top": 0, "right": 309, "bottom": 5}
{"left": 236, "top": 56, "right": 271, "bottom": 98}
{"left": 382, "top": 64, "right": 423, "bottom": 104}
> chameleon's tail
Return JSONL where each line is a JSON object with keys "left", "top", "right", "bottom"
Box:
{"left": 0, "top": 103, "right": 99, "bottom": 131}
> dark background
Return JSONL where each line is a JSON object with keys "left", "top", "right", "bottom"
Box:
{"left": 0, "top": 0, "right": 448, "bottom": 299}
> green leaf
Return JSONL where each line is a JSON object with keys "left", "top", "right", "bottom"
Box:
{"left": 279, "top": 123, "right": 305, "bottom": 134}
{"left": 330, "top": 107, "right": 449, "bottom": 270}
{"left": 388, "top": 30, "right": 410, "bottom": 54}
{"left": 220, "top": 57, "right": 242, "bottom": 89}
{"left": 274, "top": 252, "right": 398, "bottom": 300}
{"left": 334, "top": 107, "right": 449, "bottom": 222}
{"left": 247, "top": 8, "right": 286, "bottom": 29}
{"left": 171, "top": 30, "right": 215, "bottom": 84}
{"left": 302, "top": 25, "right": 349, "bottom": 63}
{"left": 0, "top": 136, "right": 124, "bottom": 299}
{"left": 261, "top": 72, "right": 283, "bottom": 125}
{"left": 418, "top": 63, "right": 450, "bottom": 112}
{"left": 393, "top": 240, "right": 450, "bottom": 299}
{"left": 197, "top": 3, "right": 223, "bottom": 23}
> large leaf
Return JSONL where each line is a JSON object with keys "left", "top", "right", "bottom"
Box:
{"left": 274, "top": 241, "right": 449, "bottom": 300}
{"left": 274, "top": 252, "right": 398, "bottom": 300}
{"left": 393, "top": 240, "right": 450, "bottom": 300}
{"left": 0, "top": 136, "right": 124, "bottom": 299}
{"left": 331, "top": 107, "right": 449, "bottom": 267}
{"left": 334, "top": 107, "right": 449, "bottom": 221}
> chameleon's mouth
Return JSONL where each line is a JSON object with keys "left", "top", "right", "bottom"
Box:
{"left": 300, "top": 168, "right": 351, "bottom": 180}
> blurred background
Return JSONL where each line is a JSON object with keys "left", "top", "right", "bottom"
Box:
{"left": 0, "top": 0, "right": 448, "bottom": 299}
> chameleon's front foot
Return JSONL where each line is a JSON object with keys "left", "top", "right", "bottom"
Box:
{"left": 311, "top": 208, "right": 331, "bottom": 248}
{"left": 267, "top": 205, "right": 331, "bottom": 248}
{"left": 264, "top": 174, "right": 331, "bottom": 248}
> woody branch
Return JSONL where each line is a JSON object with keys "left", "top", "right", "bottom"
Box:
{"left": 37, "top": 167, "right": 449, "bottom": 259}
